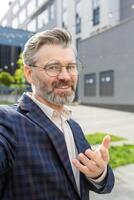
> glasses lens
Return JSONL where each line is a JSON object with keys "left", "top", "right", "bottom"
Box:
{"left": 45, "top": 64, "right": 61, "bottom": 76}
{"left": 44, "top": 59, "right": 83, "bottom": 77}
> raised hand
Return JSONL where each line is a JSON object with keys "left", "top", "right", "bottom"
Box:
{"left": 72, "top": 135, "right": 111, "bottom": 179}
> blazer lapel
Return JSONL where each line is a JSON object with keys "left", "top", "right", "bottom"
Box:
{"left": 68, "top": 119, "right": 90, "bottom": 153}
{"left": 18, "top": 94, "right": 79, "bottom": 194}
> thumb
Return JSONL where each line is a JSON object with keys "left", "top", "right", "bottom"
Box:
{"left": 101, "top": 135, "right": 111, "bottom": 149}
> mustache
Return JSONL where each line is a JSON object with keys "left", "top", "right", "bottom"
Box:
{"left": 52, "top": 80, "right": 74, "bottom": 89}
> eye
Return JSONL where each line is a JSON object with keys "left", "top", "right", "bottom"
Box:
{"left": 67, "top": 63, "right": 77, "bottom": 70}
{"left": 46, "top": 64, "right": 61, "bottom": 71}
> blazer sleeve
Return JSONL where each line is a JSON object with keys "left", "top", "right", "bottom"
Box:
{"left": 84, "top": 165, "right": 115, "bottom": 194}
{"left": 0, "top": 106, "right": 17, "bottom": 174}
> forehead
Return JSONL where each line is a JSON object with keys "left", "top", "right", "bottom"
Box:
{"left": 36, "top": 44, "right": 76, "bottom": 63}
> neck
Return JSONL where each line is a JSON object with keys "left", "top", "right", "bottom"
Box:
{"left": 32, "top": 93, "right": 64, "bottom": 113}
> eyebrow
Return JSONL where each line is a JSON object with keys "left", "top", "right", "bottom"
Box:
{"left": 45, "top": 60, "right": 77, "bottom": 65}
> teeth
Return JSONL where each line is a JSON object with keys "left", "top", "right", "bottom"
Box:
{"left": 59, "top": 87, "right": 69, "bottom": 89}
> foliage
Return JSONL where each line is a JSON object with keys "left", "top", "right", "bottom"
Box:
{"left": 0, "top": 71, "right": 14, "bottom": 86}
{"left": 85, "top": 132, "right": 125, "bottom": 145}
{"left": 109, "top": 144, "right": 134, "bottom": 168}
{"left": 14, "top": 53, "right": 25, "bottom": 84}
{"left": 0, "top": 100, "right": 13, "bottom": 105}
{"left": 12, "top": 52, "right": 30, "bottom": 94}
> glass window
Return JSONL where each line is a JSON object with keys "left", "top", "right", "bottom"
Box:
{"left": 1, "top": 19, "right": 7, "bottom": 27}
{"left": 19, "top": 0, "right": 27, "bottom": 6}
{"left": 92, "top": 0, "right": 100, "bottom": 26}
{"left": 37, "top": 0, "right": 45, "bottom": 7}
{"left": 27, "top": 19, "right": 36, "bottom": 32}
{"left": 76, "top": 37, "right": 81, "bottom": 51}
{"left": 76, "top": 13, "right": 81, "bottom": 34}
{"left": 49, "top": 2, "right": 54, "bottom": 20}
{"left": 19, "top": 8, "right": 26, "bottom": 24}
{"left": 12, "top": 18, "right": 18, "bottom": 29}
{"left": 62, "top": 11, "right": 68, "bottom": 29}
{"left": 27, "top": 0, "right": 36, "bottom": 17}
{"left": 92, "top": 0, "right": 99, "bottom": 8}
{"left": 37, "top": 9, "right": 49, "bottom": 29}
{"left": 76, "top": 1, "right": 81, "bottom": 34}
{"left": 84, "top": 73, "right": 96, "bottom": 96}
{"left": 13, "top": 3, "right": 19, "bottom": 14}
{"left": 99, "top": 70, "right": 114, "bottom": 96}
{"left": 63, "top": 0, "right": 67, "bottom": 10}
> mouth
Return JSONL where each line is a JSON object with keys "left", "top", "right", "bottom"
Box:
{"left": 52, "top": 81, "right": 75, "bottom": 96}
{"left": 55, "top": 86, "right": 71, "bottom": 89}
{"left": 54, "top": 85, "right": 73, "bottom": 96}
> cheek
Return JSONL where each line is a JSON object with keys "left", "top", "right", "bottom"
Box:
{"left": 37, "top": 75, "right": 55, "bottom": 89}
{"left": 72, "top": 75, "right": 78, "bottom": 84}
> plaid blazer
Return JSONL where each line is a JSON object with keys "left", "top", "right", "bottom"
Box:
{"left": 0, "top": 93, "right": 114, "bottom": 200}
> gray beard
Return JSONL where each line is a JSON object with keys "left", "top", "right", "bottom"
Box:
{"left": 32, "top": 85, "right": 75, "bottom": 105}
{"left": 44, "top": 90, "right": 75, "bottom": 105}
{"left": 31, "top": 76, "right": 76, "bottom": 105}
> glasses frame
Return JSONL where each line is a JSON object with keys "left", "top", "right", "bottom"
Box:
{"left": 29, "top": 59, "right": 83, "bottom": 77}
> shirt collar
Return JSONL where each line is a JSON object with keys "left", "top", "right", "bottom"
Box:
{"left": 26, "top": 92, "right": 72, "bottom": 121}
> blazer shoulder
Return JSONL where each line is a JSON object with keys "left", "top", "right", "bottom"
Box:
{"left": 0, "top": 104, "right": 18, "bottom": 116}
{"left": 0, "top": 104, "right": 21, "bottom": 124}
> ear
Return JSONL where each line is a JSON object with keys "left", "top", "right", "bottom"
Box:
{"left": 24, "top": 65, "right": 33, "bottom": 84}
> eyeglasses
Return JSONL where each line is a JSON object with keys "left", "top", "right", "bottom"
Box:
{"left": 29, "top": 59, "right": 83, "bottom": 77}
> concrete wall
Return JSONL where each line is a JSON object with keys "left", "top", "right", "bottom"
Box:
{"left": 78, "top": 18, "right": 134, "bottom": 109}
{"left": 120, "top": 0, "right": 134, "bottom": 21}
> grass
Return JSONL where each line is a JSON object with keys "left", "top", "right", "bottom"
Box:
{"left": 0, "top": 100, "right": 13, "bottom": 105}
{"left": 85, "top": 132, "right": 125, "bottom": 145}
{"left": 109, "top": 144, "right": 134, "bottom": 168}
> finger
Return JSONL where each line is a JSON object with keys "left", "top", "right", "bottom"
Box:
{"left": 101, "top": 135, "right": 111, "bottom": 149}
{"left": 78, "top": 153, "right": 98, "bottom": 172}
{"left": 72, "top": 159, "right": 90, "bottom": 175}
{"left": 99, "top": 146, "right": 110, "bottom": 162}
{"left": 85, "top": 149, "right": 105, "bottom": 168}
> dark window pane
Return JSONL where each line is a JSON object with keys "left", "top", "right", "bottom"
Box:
{"left": 99, "top": 70, "right": 114, "bottom": 96}
{"left": 84, "top": 73, "right": 96, "bottom": 96}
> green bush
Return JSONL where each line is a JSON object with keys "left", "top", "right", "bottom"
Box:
{"left": 0, "top": 72, "right": 14, "bottom": 86}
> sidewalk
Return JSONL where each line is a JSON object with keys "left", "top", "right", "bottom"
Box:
{"left": 70, "top": 104, "right": 134, "bottom": 200}
{"left": 70, "top": 104, "right": 134, "bottom": 141}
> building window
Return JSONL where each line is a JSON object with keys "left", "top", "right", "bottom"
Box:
{"left": 49, "top": 2, "right": 55, "bottom": 20}
{"left": 37, "top": 0, "right": 45, "bottom": 8}
{"left": 76, "top": 1, "right": 81, "bottom": 34}
{"left": 27, "top": 0, "right": 36, "bottom": 17}
{"left": 84, "top": 73, "right": 96, "bottom": 96}
{"left": 13, "top": 3, "right": 19, "bottom": 14}
{"left": 63, "top": 0, "right": 67, "bottom": 10}
{"left": 92, "top": 0, "right": 100, "bottom": 26}
{"left": 99, "top": 70, "right": 114, "bottom": 96}
{"left": 37, "top": 9, "right": 49, "bottom": 30}
{"left": 27, "top": 19, "right": 36, "bottom": 32}
{"left": 19, "top": 0, "right": 26, "bottom": 6}
{"left": 19, "top": 8, "right": 26, "bottom": 24}
{"left": 76, "top": 13, "right": 81, "bottom": 34}
{"left": 1, "top": 19, "right": 7, "bottom": 27}
{"left": 76, "top": 37, "right": 81, "bottom": 51}
{"left": 62, "top": 11, "right": 68, "bottom": 29}
{"left": 12, "top": 18, "right": 18, "bottom": 29}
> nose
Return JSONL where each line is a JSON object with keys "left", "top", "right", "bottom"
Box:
{"left": 57, "top": 67, "right": 71, "bottom": 80}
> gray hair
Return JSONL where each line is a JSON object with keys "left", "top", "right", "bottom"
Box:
{"left": 22, "top": 27, "right": 73, "bottom": 66}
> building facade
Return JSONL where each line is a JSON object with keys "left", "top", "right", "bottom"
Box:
{"left": 0, "top": 26, "right": 33, "bottom": 74}
{"left": 0, "top": 0, "right": 120, "bottom": 47}
{"left": 78, "top": 17, "right": 134, "bottom": 111}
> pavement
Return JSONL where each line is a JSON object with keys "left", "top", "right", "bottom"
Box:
{"left": 70, "top": 104, "right": 134, "bottom": 200}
